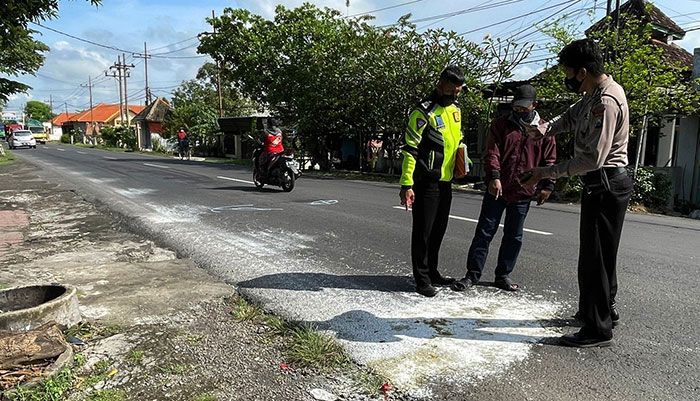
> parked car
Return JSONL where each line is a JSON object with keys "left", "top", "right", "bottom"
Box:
{"left": 9, "top": 130, "right": 37, "bottom": 149}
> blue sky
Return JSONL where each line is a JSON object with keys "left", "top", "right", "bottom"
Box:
{"left": 4, "top": 0, "right": 700, "bottom": 114}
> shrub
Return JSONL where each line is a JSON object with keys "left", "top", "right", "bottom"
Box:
{"left": 631, "top": 167, "right": 672, "bottom": 210}
{"left": 60, "top": 133, "right": 71, "bottom": 143}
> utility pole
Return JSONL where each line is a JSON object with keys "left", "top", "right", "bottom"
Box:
{"left": 121, "top": 53, "right": 135, "bottom": 126}
{"left": 133, "top": 42, "right": 152, "bottom": 104}
{"left": 108, "top": 56, "right": 124, "bottom": 124}
{"left": 212, "top": 10, "right": 224, "bottom": 118}
{"left": 81, "top": 76, "right": 95, "bottom": 143}
{"left": 49, "top": 94, "right": 53, "bottom": 116}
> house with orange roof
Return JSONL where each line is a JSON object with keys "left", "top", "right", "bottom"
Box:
{"left": 49, "top": 112, "right": 79, "bottom": 141}
{"left": 63, "top": 103, "right": 146, "bottom": 142}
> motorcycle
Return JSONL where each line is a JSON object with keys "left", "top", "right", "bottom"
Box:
{"left": 249, "top": 135, "right": 301, "bottom": 192}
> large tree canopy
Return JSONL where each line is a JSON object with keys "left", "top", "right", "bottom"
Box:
{"left": 198, "top": 4, "right": 530, "bottom": 166}
{"left": 24, "top": 100, "right": 53, "bottom": 122}
{"left": 0, "top": 1, "right": 100, "bottom": 103}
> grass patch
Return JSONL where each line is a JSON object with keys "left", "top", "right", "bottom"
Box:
{"left": 86, "top": 389, "right": 126, "bottom": 401}
{"left": 0, "top": 149, "right": 16, "bottom": 166}
{"left": 231, "top": 297, "right": 265, "bottom": 323}
{"left": 158, "top": 363, "right": 188, "bottom": 375}
{"left": 352, "top": 368, "right": 392, "bottom": 396}
{"left": 264, "top": 315, "right": 292, "bottom": 336}
{"left": 126, "top": 350, "right": 144, "bottom": 365}
{"left": 190, "top": 394, "right": 217, "bottom": 401}
{"left": 65, "top": 322, "right": 124, "bottom": 341}
{"left": 7, "top": 367, "right": 74, "bottom": 401}
{"left": 287, "top": 324, "right": 348, "bottom": 370}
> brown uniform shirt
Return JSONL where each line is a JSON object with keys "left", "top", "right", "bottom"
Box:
{"left": 545, "top": 76, "right": 629, "bottom": 178}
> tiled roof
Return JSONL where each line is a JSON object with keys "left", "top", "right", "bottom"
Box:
{"left": 51, "top": 112, "right": 79, "bottom": 125}
{"left": 71, "top": 103, "right": 146, "bottom": 123}
{"left": 651, "top": 39, "right": 694, "bottom": 70}
{"left": 586, "top": 0, "right": 685, "bottom": 39}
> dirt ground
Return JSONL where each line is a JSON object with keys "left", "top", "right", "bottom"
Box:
{"left": 0, "top": 160, "right": 393, "bottom": 401}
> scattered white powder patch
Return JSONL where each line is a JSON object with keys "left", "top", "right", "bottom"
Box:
{"left": 142, "top": 203, "right": 202, "bottom": 224}
{"left": 113, "top": 187, "right": 156, "bottom": 198}
{"left": 81, "top": 304, "right": 110, "bottom": 319}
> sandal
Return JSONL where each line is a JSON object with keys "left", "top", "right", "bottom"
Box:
{"left": 494, "top": 278, "right": 519, "bottom": 292}
{"left": 450, "top": 278, "right": 474, "bottom": 292}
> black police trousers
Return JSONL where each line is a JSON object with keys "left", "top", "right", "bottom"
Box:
{"left": 578, "top": 169, "right": 633, "bottom": 339}
{"left": 411, "top": 180, "right": 452, "bottom": 288}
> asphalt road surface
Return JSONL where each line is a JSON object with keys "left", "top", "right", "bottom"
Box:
{"left": 11, "top": 143, "right": 700, "bottom": 401}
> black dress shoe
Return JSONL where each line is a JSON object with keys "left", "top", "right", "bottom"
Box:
{"left": 610, "top": 303, "right": 620, "bottom": 327}
{"left": 416, "top": 285, "right": 437, "bottom": 297}
{"left": 430, "top": 275, "right": 456, "bottom": 286}
{"left": 574, "top": 308, "right": 620, "bottom": 328}
{"left": 560, "top": 330, "right": 613, "bottom": 348}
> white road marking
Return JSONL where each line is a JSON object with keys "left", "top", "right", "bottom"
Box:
{"left": 56, "top": 148, "right": 66, "bottom": 152}
{"left": 310, "top": 200, "right": 338, "bottom": 205}
{"left": 76, "top": 151, "right": 86, "bottom": 155}
{"left": 143, "top": 163, "right": 170, "bottom": 169}
{"left": 211, "top": 204, "right": 283, "bottom": 212}
{"left": 392, "top": 206, "right": 553, "bottom": 236}
{"left": 217, "top": 175, "right": 254, "bottom": 185}
{"left": 103, "top": 156, "right": 117, "bottom": 160}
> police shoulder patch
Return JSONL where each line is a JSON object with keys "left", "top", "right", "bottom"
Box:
{"left": 416, "top": 118, "right": 427, "bottom": 129}
{"left": 453, "top": 111, "right": 461, "bottom": 122}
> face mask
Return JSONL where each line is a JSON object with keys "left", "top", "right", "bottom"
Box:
{"left": 564, "top": 74, "right": 583, "bottom": 93}
{"left": 514, "top": 110, "right": 535, "bottom": 123}
{"left": 437, "top": 93, "right": 456, "bottom": 107}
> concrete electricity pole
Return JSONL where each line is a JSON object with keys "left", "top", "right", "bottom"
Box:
{"left": 133, "top": 42, "right": 152, "bottom": 104}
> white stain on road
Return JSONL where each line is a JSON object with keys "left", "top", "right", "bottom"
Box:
{"left": 310, "top": 200, "right": 339, "bottom": 206}
{"left": 211, "top": 204, "right": 283, "bottom": 213}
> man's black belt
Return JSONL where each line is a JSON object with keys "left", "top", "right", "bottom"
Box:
{"left": 582, "top": 166, "right": 627, "bottom": 194}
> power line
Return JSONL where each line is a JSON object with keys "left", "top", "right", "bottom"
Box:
{"left": 456, "top": 0, "right": 578, "bottom": 37}
{"left": 384, "top": 0, "right": 526, "bottom": 27}
{"left": 31, "top": 22, "right": 137, "bottom": 53}
{"left": 345, "top": 0, "right": 425, "bottom": 18}
{"left": 149, "top": 36, "right": 199, "bottom": 51}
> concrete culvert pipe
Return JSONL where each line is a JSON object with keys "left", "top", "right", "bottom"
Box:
{"left": 0, "top": 284, "right": 81, "bottom": 332}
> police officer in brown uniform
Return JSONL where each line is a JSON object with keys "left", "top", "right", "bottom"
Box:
{"left": 523, "top": 39, "right": 633, "bottom": 347}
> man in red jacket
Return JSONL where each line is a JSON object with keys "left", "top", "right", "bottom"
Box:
{"left": 452, "top": 84, "right": 556, "bottom": 292}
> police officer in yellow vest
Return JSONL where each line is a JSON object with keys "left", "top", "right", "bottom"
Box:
{"left": 400, "top": 65, "right": 465, "bottom": 297}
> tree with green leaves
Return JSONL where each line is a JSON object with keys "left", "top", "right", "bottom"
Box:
{"left": 0, "top": 1, "right": 101, "bottom": 103}
{"left": 537, "top": 12, "right": 700, "bottom": 144}
{"left": 198, "top": 4, "right": 529, "bottom": 170}
{"left": 24, "top": 100, "right": 53, "bottom": 122}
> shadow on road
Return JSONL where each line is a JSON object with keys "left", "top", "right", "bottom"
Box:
{"left": 238, "top": 272, "right": 416, "bottom": 293}
{"left": 207, "top": 185, "right": 281, "bottom": 193}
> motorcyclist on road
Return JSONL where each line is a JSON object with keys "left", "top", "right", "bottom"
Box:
{"left": 258, "top": 126, "right": 284, "bottom": 175}
{"left": 177, "top": 128, "right": 189, "bottom": 154}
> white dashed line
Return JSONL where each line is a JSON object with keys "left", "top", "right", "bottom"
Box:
{"left": 217, "top": 176, "right": 254, "bottom": 185}
{"left": 143, "top": 163, "right": 170, "bottom": 169}
{"left": 56, "top": 148, "right": 66, "bottom": 152}
{"left": 392, "top": 206, "right": 553, "bottom": 236}
{"left": 103, "top": 156, "right": 117, "bottom": 160}
{"left": 76, "top": 151, "right": 86, "bottom": 155}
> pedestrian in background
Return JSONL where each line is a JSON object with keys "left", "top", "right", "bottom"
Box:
{"left": 399, "top": 65, "right": 465, "bottom": 297}
{"left": 452, "top": 84, "right": 556, "bottom": 293}
{"left": 523, "top": 39, "right": 633, "bottom": 347}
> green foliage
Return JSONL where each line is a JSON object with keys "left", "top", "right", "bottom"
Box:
{"left": 126, "top": 350, "right": 144, "bottom": 365}
{"left": 86, "top": 389, "right": 126, "bottom": 401}
{"left": 0, "top": 1, "right": 100, "bottom": 102}
{"left": 287, "top": 324, "right": 348, "bottom": 370}
{"left": 555, "top": 175, "right": 583, "bottom": 200}
{"left": 60, "top": 133, "right": 71, "bottom": 143}
{"left": 198, "top": 4, "right": 530, "bottom": 169}
{"left": 538, "top": 12, "right": 700, "bottom": 136}
{"left": 100, "top": 126, "right": 137, "bottom": 150}
{"left": 24, "top": 100, "right": 53, "bottom": 122}
{"left": 631, "top": 167, "right": 672, "bottom": 209}
{"left": 230, "top": 297, "right": 265, "bottom": 323}
{"left": 7, "top": 367, "right": 74, "bottom": 401}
